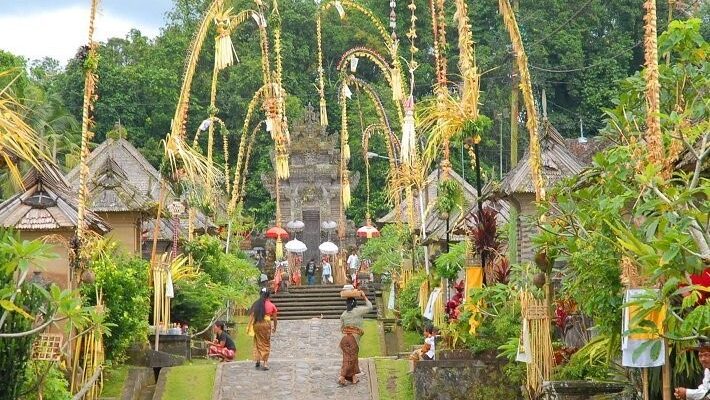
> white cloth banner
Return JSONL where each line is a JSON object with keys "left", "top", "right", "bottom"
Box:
{"left": 387, "top": 281, "right": 396, "bottom": 310}
{"left": 621, "top": 288, "right": 665, "bottom": 368}
{"left": 423, "top": 287, "right": 441, "bottom": 321}
{"left": 165, "top": 271, "right": 174, "bottom": 299}
{"left": 516, "top": 319, "right": 532, "bottom": 363}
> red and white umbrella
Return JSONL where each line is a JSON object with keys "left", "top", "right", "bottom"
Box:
{"left": 265, "top": 226, "right": 289, "bottom": 240}
{"left": 357, "top": 224, "right": 380, "bottom": 239}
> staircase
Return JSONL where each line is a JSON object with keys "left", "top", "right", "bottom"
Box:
{"left": 271, "top": 285, "right": 378, "bottom": 320}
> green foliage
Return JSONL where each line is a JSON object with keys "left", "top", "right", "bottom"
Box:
{"left": 174, "top": 235, "right": 259, "bottom": 329}
{"left": 554, "top": 334, "right": 621, "bottom": 380}
{"left": 0, "top": 229, "right": 75, "bottom": 400}
{"left": 83, "top": 255, "right": 150, "bottom": 362}
{"left": 398, "top": 272, "right": 427, "bottom": 332}
{"left": 360, "top": 224, "right": 413, "bottom": 277}
{"left": 21, "top": 361, "right": 72, "bottom": 400}
{"left": 534, "top": 19, "right": 709, "bottom": 381}
{"left": 434, "top": 241, "right": 467, "bottom": 281}
{"left": 435, "top": 179, "right": 465, "bottom": 216}
{"left": 467, "top": 283, "right": 521, "bottom": 354}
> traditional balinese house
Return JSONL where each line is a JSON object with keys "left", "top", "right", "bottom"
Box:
{"left": 0, "top": 163, "right": 110, "bottom": 289}
{"left": 497, "top": 117, "right": 585, "bottom": 262}
{"left": 65, "top": 137, "right": 216, "bottom": 258}
{"left": 66, "top": 137, "right": 160, "bottom": 255}
{"left": 378, "top": 168, "right": 510, "bottom": 259}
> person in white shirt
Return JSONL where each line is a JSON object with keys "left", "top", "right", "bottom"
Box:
{"left": 675, "top": 340, "right": 710, "bottom": 400}
{"left": 347, "top": 252, "right": 360, "bottom": 283}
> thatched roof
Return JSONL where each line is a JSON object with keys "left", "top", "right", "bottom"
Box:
{"left": 377, "top": 168, "right": 509, "bottom": 243}
{"left": 142, "top": 211, "right": 217, "bottom": 241}
{"left": 84, "top": 156, "right": 155, "bottom": 212}
{"left": 66, "top": 138, "right": 162, "bottom": 204}
{"left": 499, "top": 121, "right": 585, "bottom": 196}
{"left": 563, "top": 136, "right": 613, "bottom": 165}
{"left": 0, "top": 163, "right": 110, "bottom": 233}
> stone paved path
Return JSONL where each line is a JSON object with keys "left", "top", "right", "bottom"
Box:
{"left": 215, "top": 319, "right": 373, "bottom": 400}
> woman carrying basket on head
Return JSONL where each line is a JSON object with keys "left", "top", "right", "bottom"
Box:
{"left": 338, "top": 289, "right": 372, "bottom": 386}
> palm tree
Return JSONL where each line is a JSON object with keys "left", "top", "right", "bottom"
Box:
{"left": 0, "top": 70, "right": 46, "bottom": 188}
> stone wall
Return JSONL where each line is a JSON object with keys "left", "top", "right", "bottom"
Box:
{"left": 413, "top": 351, "right": 522, "bottom": 400}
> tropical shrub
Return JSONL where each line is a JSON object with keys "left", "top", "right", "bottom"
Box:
{"left": 173, "top": 235, "right": 259, "bottom": 330}
{"left": 83, "top": 255, "right": 150, "bottom": 362}
{"left": 398, "top": 272, "right": 428, "bottom": 332}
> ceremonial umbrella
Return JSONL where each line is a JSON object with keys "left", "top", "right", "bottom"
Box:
{"left": 265, "top": 226, "right": 289, "bottom": 240}
{"left": 286, "top": 220, "right": 305, "bottom": 232}
{"left": 318, "top": 241, "right": 339, "bottom": 255}
{"left": 285, "top": 239, "right": 307, "bottom": 254}
{"left": 356, "top": 224, "right": 380, "bottom": 239}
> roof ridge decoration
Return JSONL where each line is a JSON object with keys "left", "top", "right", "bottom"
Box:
{"left": 0, "top": 163, "right": 110, "bottom": 232}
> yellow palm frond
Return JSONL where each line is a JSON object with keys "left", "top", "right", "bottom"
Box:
{"left": 162, "top": 253, "right": 200, "bottom": 282}
{"left": 417, "top": 90, "right": 480, "bottom": 172}
{"left": 163, "top": 131, "right": 222, "bottom": 190}
{"left": 0, "top": 70, "right": 46, "bottom": 187}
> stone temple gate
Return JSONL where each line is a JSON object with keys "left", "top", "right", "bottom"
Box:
{"left": 262, "top": 104, "right": 358, "bottom": 262}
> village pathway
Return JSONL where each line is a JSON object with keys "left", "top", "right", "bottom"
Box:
{"left": 214, "top": 319, "right": 374, "bottom": 400}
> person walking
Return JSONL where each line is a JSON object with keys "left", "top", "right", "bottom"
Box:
{"left": 347, "top": 251, "right": 360, "bottom": 283}
{"left": 248, "top": 288, "right": 278, "bottom": 371}
{"left": 322, "top": 257, "right": 333, "bottom": 284}
{"left": 338, "top": 290, "right": 372, "bottom": 386}
{"left": 305, "top": 258, "right": 317, "bottom": 285}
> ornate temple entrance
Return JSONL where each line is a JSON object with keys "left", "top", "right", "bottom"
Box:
{"left": 262, "top": 104, "right": 358, "bottom": 260}
{"left": 301, "top": 209, "right": 320, "bottom": 263}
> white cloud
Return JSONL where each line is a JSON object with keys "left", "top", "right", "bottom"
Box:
{"left": 0, "top": 5, "right": 160, "bottom": 64}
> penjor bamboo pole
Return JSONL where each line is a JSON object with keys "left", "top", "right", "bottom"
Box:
{"left": 643, "top": 0, "right": 663, "bottom": 165}
{"left": 510, "top": 0, "right": 519, "bottom": 167}
{"left": 76, "top": 0, "right": 100, "bottom": 247}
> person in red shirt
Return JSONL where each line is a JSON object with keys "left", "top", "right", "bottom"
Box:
{"left": 249, "top": 288, "right": 278, "bottom": 370}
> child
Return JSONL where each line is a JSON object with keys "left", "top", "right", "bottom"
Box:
{"left": 410, "top": 326, "right": 436, "bottom": 361}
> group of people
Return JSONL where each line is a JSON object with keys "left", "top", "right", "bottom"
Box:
{"left": 207, "top": 287, "right": 278, "bottom": 371}
{"left": 206, "top": 286, "right": 375, "bottom": 386}
{"left": 304, "top": 257, "right": 333, "bottom": 285}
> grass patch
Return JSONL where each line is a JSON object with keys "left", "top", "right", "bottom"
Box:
{"left": 101, "top": 364, "right": 129, "bottom": 397}
{"left": 161, "top": 362, "right": 217, "bottom": 400}
{"left": 401, "top": 329, "right": 421, "bottom": 352}
{"left": 230, "top": 316, "right": 254, "bottom": 361}
{"left": 360, "top": 320, "right": 383, "bottom": 357}
{"left": 375, "top": 358, "right": 414, "bottom": 400}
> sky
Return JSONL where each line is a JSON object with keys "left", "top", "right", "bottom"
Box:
{"left": 0, "top": 0, "right": 173, "bottom": 63}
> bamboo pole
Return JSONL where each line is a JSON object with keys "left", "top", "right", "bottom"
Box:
{"left": 76, "top": 0, "right": 100, "bottom": 246}
{"left": 510, "top": 0, "right": 519, "bottom": 167}
{"left": 643, "top": 0, "right": 663, "bottom": 165}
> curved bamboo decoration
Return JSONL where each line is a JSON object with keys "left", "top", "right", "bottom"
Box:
{"left": 316, "top": 0, "right": 407, "bottom": 127}
{"left": 498, "top": 0, "right": 545, "bottom": 201}
{"left": 229, "top": 85, "right": 268, "bottom": 213}
{"left": 336, "top": 48, "right": 406, "bottom": 136}
{"left": 171, "top": 0, "right": 225, "bottom": 138}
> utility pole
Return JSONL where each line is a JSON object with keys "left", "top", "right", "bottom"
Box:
{"left": 510, "top": 0, "right": 520, "bottom": 168}
{"left": 498, "top": 113, "right": 503, "bottom": 179}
